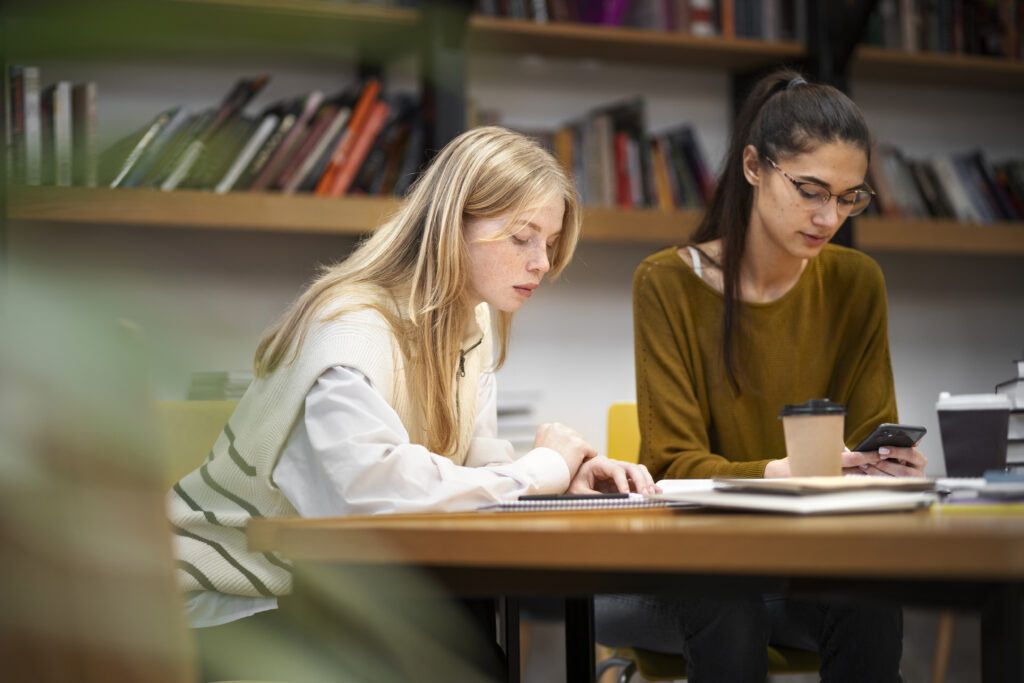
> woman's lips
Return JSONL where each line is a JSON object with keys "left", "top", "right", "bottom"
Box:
{"left": 800, "top": 232, "right": 828, "bottom": 246}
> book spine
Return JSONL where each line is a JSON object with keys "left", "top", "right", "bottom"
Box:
{"left": 22, "top": 66, "right": 42, "bottom": 185}
{"left": 719, "top": 0, "right": 736, "bottom": 37}
{"left": 72, "top": 82, "right": 98, "bottom": 187}
{"left": 250, "top": 90, "right": 324, "bottom": 192}
{"left": 7, "top": 67, "right": 24, "bottom": 182}
{"left": 614, "top": 131, "right": 632, "bottom": 208}
{"left": 323, "top": 100, "right": 390, "bottom": 197}
{"left": 214, "top": 113, "right": 279, "bottom": 194}
{"left": 316, "top": 79, "right": 381, "bottom": 196}
{"left": 234, "top": 111, "right": 297, "bottom": 191}
{"left": 121, "top": 107, "right": 195, "bottom": 189}
{"left": 284, "top": 108, "right": 351, "bottom": 194}
{"left": 108, "top": 111, "right": 171, "bottom": 188}
{"left": 530, "top": 0, "right": 549, "bottom": 22}
{"left": 52, "top": 81, "right": 73, "bottom": 186}
{"left": 274, "top": 103, "right": 338, "bottom": 191}
{"left": 160, "top": 139, "right": 205, "bottom": 191}
{"left": 931, "top": 154, "right": 985, "bottom": 222}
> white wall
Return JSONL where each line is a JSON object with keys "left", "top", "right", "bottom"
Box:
{"left": 10, "top": 53, "right": 1023, "bottom": 477}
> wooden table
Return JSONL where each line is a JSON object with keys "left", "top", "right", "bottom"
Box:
{"left": 249, "top": 506, "right": 1024, "bottom": 682}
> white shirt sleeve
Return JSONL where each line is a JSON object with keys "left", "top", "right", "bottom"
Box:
{"left": 273, "top": 365, "right": 569, "bottom": 517}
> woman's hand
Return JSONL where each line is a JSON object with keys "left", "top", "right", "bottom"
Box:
{"left": 845, "top": 446, "right": 928, "bottom": 477}
{"left": 764, "top": 457, "right": 790, "bottom": 478}
{"left": 566, "top": 455, "right": 660, "bottom": 495}
{"left": 533, "top": 422, "right": 598, "bottom": 477}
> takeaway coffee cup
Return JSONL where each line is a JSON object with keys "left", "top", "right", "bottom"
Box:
{"left": 778, "top": 399, "right": 846, "bottom": 477}
{"left": 936, "top": 392, "right": 1012, "bottom": 477}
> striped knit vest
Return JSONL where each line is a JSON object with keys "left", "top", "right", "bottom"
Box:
{"left": 167, "top": 297, "right": 491, "bottom": 597}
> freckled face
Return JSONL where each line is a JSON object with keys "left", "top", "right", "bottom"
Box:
{"left": 747, "top": 141, "right": 869, "bottom": 260}
{"left": 464, "top": 195, "right": 564, "bottom": 313}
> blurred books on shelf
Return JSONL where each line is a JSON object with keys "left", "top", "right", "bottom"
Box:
{"left": 997, "top": 357, "right": 1024, "bottom": 465}
{"left": 865, "top": 0, "right": 1022, "bottom": 58}
{"left": 507, "top": 96, "right": 712, "bottom": 210}
{"left": 497, "top": 389, "right": 541, "bottom": 455}
{"left": 6, "top": 64, "right": 97, "bottom": 188}
{"left": 472, "top": 0, "right": 808, "bottom": 41}
{"left": 187, "top": 371, "right": 253, "bottom": 401}
{"left": 867, "top": 144, "right": 1024, "bottom": 224}
{"left": 91, "top": 75, "right": 424, "bottom": 198}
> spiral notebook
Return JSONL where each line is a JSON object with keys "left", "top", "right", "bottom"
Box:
{"left": 479, "top": 493, "right": 672, "bottom": 512}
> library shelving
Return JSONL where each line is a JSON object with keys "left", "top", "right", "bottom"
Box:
{"left": 9, "top": 186, "right": 1024, "bottom": 255}
{"left": 4, "top": 1, "right": 1023, "bottom": 256}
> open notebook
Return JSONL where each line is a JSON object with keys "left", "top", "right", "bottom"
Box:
{"left": 479, "top": 493, "right": 671, "bottom": 512}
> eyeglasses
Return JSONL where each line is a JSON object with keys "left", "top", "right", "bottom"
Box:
{"left": 763, "top": 155, "right": 875, "bottom": 217}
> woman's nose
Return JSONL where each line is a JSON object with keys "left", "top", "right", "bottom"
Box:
{"left": 814, "top": 196, "right": 843, "bottom": 228}
{"left": 530, "top": 246, "right": 550, "bottom": 274}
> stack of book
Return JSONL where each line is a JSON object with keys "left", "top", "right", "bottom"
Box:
{"left": 540, "top": 96, "right": 712, "bottom": 210}
{"left": 655, "top": 476, "right": 938, "bottom": 514}
{"left": 997, "top": 358, "right": 1024, "bottom": 464}
{"left": 473, "top": 0, "right": 808, "bottom": 41}
{"left": 864, "top": 0, "right": 1022, "bottom": 58}
{"left": 866, "top": 145, "right": 1024, "bottom": 224}
{"left": 187, "top": 371, "right": 253, "bottom": 401}
{"left": 98, "top": 76, "right": 424, "bottom": 197}
{"left": 6, "top": 65, "right": 98, "bottom": 187}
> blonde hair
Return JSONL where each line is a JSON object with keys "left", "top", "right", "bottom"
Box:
{"left": 253, "top": 126, "right": 581, "bottom": 457}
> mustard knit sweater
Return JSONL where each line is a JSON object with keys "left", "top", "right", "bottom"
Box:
{"left": 633, "top": 244, "right": 898, "bottom": 480}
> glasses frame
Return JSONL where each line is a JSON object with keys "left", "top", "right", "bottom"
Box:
{"left": 762, "top": 155, "right": 876, "bottom": 216}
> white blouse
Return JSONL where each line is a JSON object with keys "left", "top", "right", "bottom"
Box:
{"left": 186, "top": 364, "right": 568, "bottom": 627}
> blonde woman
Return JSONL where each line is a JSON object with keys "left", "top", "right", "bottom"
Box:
{"left": 168, "top": 126, "right": 655, "bottom": 682}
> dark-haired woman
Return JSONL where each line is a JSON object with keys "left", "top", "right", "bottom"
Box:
{"left": 595, "top": 70, "right": 925, "bottom": 681}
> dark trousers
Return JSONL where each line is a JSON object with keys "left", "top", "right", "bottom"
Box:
{"left": 595, "top": 592, "right": 903, "bottom": 683}
{"left": 192, "top": 595, "right": 503, "bottom": 683}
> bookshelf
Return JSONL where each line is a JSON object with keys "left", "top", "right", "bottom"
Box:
{"left": 9, "top": 186, "right": 1023, "bottom": 255}
{"left": 850, "top": 45, "right": 1024, "bottom": 91}
{"left": 3, "top": 0, "right": 419, "bottom": 64}
{"left": 4, "top": 4, "right": 1023, "bottom": 256}
{"left": 5, "top": 185, "right": 693, "bottom": 244}
{"left": 467, "top": 15, "right": 804, "bottom": 70}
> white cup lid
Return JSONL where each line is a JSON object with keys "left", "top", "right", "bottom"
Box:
{"left": 936, "top": 392, "right": 1013, "bottom": 410}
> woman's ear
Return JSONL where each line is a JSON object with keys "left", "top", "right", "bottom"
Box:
{"left": 742, "top": 145, "right": 761, "bottom": 186}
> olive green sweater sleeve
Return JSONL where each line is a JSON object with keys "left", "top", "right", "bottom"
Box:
{"left": 634, "top": 245, "right": 898, "bottom": 481}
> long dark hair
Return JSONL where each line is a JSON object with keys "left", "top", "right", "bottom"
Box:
{"left": 690, "top": 68, "right": 872, "bottom": 393}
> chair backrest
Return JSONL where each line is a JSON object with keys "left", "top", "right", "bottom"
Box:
{"left": 607, "top": 401, "right": 640, "bottom": 464}
{"left": 157, "top": 400, "right": 238, "bottom": 487}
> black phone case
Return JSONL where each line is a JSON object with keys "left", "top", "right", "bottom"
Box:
{"left": 854, "top": 423, "right": 927, "bottom": 452}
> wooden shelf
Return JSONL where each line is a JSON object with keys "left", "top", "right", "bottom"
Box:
{"left": 6, "top": 187, "right": 694, "bottom": 243}
{"left": 2, "top": 0, "right": 419, "bottom": 64}
{"left": 6, "top": 187, "right": 400, "bottom": 235}
{"left": 10, "top": 188, "right": 1023, "bottom": 254}
{"left": 468, "top": 16, "right": 1024, "bottom": 93}
{"left": 468, "top": 16, "right": 804, "bottom": 70}
{"left": 851, "top": 45, "right": 1024, "bottom": 91}
{"left": 856, "top": 216, "right": 1024, "bottom": 255}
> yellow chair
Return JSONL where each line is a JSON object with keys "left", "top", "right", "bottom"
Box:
{"left": 598, "top": 402, "right": 820, "bottom": 681}
{"left": 157, "top": 400, "right": 239, "bottom": 487}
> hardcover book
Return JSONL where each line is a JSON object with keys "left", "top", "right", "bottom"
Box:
{"left": 316, "top": 78, "right": 381, "bottom": 196}
{"left": 71, "top": 82, "right": 98, "bottom": 187}
{"left": 249, "top": 89, "right": 324, "bottom": 192}
{"left": 215, "top": 110, "right": 280, "bottom": 194}
{"left": 161, "top": 75, "right": 269, "bottom": 191}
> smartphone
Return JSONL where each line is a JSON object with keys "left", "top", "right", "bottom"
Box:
{"left": 854, "top": 423, "right": 927, "bottom": 452}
